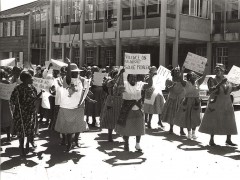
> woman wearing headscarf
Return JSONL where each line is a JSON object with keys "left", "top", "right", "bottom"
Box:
{"left": 161, "top": 67, "right": 186, "bottom": 135}
{"left": 100, "top": 68, "right": 124, "bottom": 142}
{"left": 10, "top": 71, "right": 42, "bottom": 156}
{"left": 175, "top": 63, "right": 208, "bottom": 139}
{"left": 55, "top": 59, "right": 96, "bottom": 152}
{"left": 115, "top": 73, "right": 153, "bottom": 152}
{"left": 144, "top": 66, "right": 165, "bottom": 129}
{"left": 199, "top": 64, "right": 239, "bottom": 146}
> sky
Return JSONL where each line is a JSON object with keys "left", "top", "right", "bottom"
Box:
{"left": 1, "top": 0, "right": 36, "bottom": 11}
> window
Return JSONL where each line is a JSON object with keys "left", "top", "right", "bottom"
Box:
{"left": 226, "top": 0, "right": 239, "bottom": 20}
{"left": 181, "top": 0, "right": 210, "bottom": 19}
{"left": 106, "top": 50, "right": 113, "bottom": 66}
{"left": 12, "top": 21, "right": 16, "bottom": 36}
{"left": 97, "top": 0, "right": 105, "bottom": 20}
{"left": 216, "top": 47, "right": 228, "bottom": 69}
{"left": 196, "top": 47, "right": 207, "bottom": 57}
{"left": 16, "top": 20, "right": 21, "bottom": 36}
{"left": 86, "top": 50, "right": 94, "bottom": 65}
{"left": 7, "top": 22, "right": 11, "bottom": 36}
{"left": 85, "top": 0, "right": 96, "bottom": 21}
{"left": 75, "top": 49, "right": 80, "bottom": 64}
{"left": 147, "top": 0, "right": 160, "bottom": 15}
{"left": 133, "top": 0, "right": 145, "bottom": 17}
{"left": 122, "top": 0, "right": 131, "bottom": 18}
{"left": 0, "top": 23, "right": 3, "bottom": 37}
{"left": 3, "top": 22, "right": 8, "bottom": 37}
{"left": 20, "top": 20, "right": 24, "bottom": 35}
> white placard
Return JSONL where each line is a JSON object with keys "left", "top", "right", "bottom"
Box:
{"left": 51, "top": 59, "right": 67, "bottom": 70}
{"left": 124, "top": 53, "right": 150, "bottom": 74}
{"left": 0, "top": 58, "right": 15, "bottom": 67}
{"left": 80, "top": 78, "right": 91, "bottom": 105}
{"left": 93, "top": 72, "right": 108, "bottom": 86}
{"left": 32, "top": 77, "right": 53, "bottom": 93}
{"left": 155, "top": 65, "right": 172, "bottom": 90}
{"left": 0, "top": 83, "right": 16, "bottom": 100}
{"left": 227, "top": 65, "right": 240, "bottom": 84}
{"left": 183, "top": 52, "right": 207, "bottom": 74}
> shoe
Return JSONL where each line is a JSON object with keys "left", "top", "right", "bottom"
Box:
{"left": 30, "top": 141, "right": 37, "bottom": 148}
{"left": 158, "top": 123, "right": 164, "bottom": 128}
{"left": 168, "top": 129, "right": 173, "bottom": 134}
{"left": 187, "top": 134, "right": 192, "bottom": 139}
{"left": 108, "top": 138, "right": 114, "bottom": 142}
{"left": 25, "top": 143, "right": 30, "bottom": 154}
{"left": 209, "top": 140, "right": 216, "bottom": 146}
{"left": 20, "top": 146, "right": 26, "bottom": 156}
{"left": 180, "top": 131, "right": 186, "bottom": 136}
{"left": 135, "top": 144, "right": 142, "bottom": 152}
{"left": 192, "top": 134, "right": 197, "bottom": 140}
{"left": 226, "top": 140, "right": 237, "bottom": 146}
{"left": 147, "top": 122, "right": 152, "bottom": 129}
{"left": 66, "top": 144, "right": 72, "bottom": 152}
{"left": 124, "top": 143, "right": 129, "bottom": 151}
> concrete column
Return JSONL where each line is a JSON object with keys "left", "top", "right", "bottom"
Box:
{"left": 159, "top": 0, "right": 167, "bottom": 66}
{"left": 27, "top": 10, "right": 33, "bottom": 66}
{"left": 49, "top": 0, "right": 54, "bottom": 61}
{"left": 172, "top": 0, "right": 180, "bottom": 68}
{"left": 116, "top": 0, "right": 122, "bottom": 66}
{"left": 207, "top": 42, "right": 212, "bottom": 74}
{"left": 79, "top": 0, "right": 85, "bottom": 67}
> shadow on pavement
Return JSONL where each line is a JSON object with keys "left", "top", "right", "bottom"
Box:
{"left": 95, "top": 133, "right": 146, "bottom": 166}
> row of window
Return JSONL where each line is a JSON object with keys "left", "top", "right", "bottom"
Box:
{"left": 0, "top": 20, "right": 24, "bottom": 37}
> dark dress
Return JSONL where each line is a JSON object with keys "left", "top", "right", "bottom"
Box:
{"left": 10, "top": 84, "right": 38, "bottom": 138}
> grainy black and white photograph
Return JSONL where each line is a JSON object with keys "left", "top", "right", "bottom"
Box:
{"left": 0, "top": 0, "right": 240, "bottom": 179}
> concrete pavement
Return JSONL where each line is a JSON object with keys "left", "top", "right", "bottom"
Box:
{"left": 1, "top": 111, "right": 240, "bottom": 180}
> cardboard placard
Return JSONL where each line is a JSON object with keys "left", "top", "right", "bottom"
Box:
{"left": 227, "top": 65, "right": 240, "bottom": 84}
{"left": 155, "top": 65, "right": 172, "bottom": 90}
{"left": 32, "top": 77, "right": 53, "bottom": 93}
{"left": 93, "top": 72, "right": 108, "bottom": 86}
{"left": 51, "top": 59, "right": 67, "bottom": 70}
{"left": 0, "top": 58, "right": 15, "bottom": 67}
{"left": 0, "top": 83, "right": 16, "bottom": 100}
{"left": 183, "top": 52, "right": 207, "bottom": 74}
{"left": 124, "top": 53, "right": 150, "bottom": 74}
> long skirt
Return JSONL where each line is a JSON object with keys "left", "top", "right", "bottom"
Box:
{"left": 85, "top": 86, "right": 106, "bottom": 117}
{"left": 143, "top": 94, "right": 165, "bottom": 114}
{"left": 115, "top": 109, "right": 145, "bottom": 136}
{"left": 100, "top": 95, "right": 122, "bottom": 129}
{"left": 174, "top": 97, "right": 201, "bottom": 129}
{"left": 55, "top": 106, "right": 86, "bottom": 134}
{"left": 162, "top": 97, "right": 183, "bottom": 125}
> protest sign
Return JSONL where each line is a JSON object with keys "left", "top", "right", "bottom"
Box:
{"left": 0, "top": 58, "right": 15, "bottom": 67}
{"left": 227, "top": 65, "right": 240, "bottom": 84}
{"left": 124, "top": 53, "right": 150, "bottom": 74}
{"left": 33, "top": 77, "right": 53, "bottom": 93}
{"left": 50, "top": 59, "right": 67, "bottom": 70}
{"left": 0, "top": 83, "right": 16, "bottom": 100}
{"left": 183, "top": 52, "right": 207, "bottom": 74}
{"left": 80, "top": 78, "right": 91, "bottom": 105}
{"left": 93, "top": 72, "right": 108, "bottom": 86}
{"left": 155, "top": 65, "right": 171, "bottom": 90}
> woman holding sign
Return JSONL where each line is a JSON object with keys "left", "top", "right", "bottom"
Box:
{"left": 55, "top": 59, "right": 96, "bottom": 152}
{"left": 161, "top": 67, "right": 186, "bottom": 135}
{"left": 175, "top": 64, "right": 208, "bottom": 139}
{"left": 199, "top": 64, "right": 239, "bottom": 146}
{"left": 144, "top": 66, "right": 165, "bottom": 129}
{"left": 116, "top": 72, "right": 153, "bottom": 152}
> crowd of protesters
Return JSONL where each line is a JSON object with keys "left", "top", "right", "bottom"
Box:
{"left": 0, "top": 59, "right": 239, "bottom": 157}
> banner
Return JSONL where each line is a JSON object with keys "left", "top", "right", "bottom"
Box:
{"left": 50, "top": 59, "right": 67, "bottom": 70}
{"left": 227, "top": 65, "right": 240, "bottom": 84}
{"left": 124, "top": 53, "right": 150, "bottom": 74}
{"left": 33, "top": 77, "right": 53, "bottom": 93}
{"left": 183, "top": 52, "right": 207, "bottom": 74}
{"left": 0, "top": 58, "right": 15, "bottom": 67}
{"left": 0, "top": 83, "right": 16, "bottom": 100}
{"left": 93, "top": 72, "right": 108, "bottom": 86}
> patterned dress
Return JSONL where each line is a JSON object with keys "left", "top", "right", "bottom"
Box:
{"left": 199, "top": 78, "right": 238, "bottom": 135}
{"left": 162, "top": 80, "right": 185, "bottom": 125}
{"left": 10, "top": 84, "right": 37, "bottom": 138}
{"left": 175, "top": 81, "right": 201, "bottom": 129}
{"left": 100, "top": 78, "right": 123, "bottom": 129}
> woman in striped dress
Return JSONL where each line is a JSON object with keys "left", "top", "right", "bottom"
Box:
{"left": 162, "top": 67, "right": 186, "bottom": 135}
{"left": 116, "top": 73, "right": 153, "bottom": 152}
{"left": 100, "top": 69, "right": 124, "bottom": 142}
